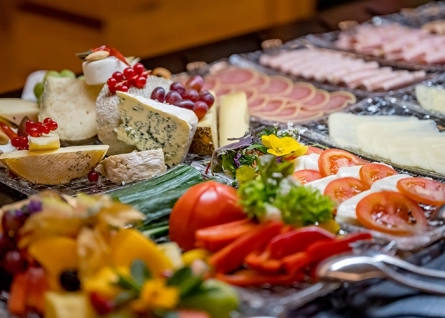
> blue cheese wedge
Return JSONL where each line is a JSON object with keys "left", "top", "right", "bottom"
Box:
{"left": 115, "top": 92, "right": 198, "bottom": 167}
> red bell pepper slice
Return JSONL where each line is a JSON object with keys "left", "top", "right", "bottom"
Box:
{"left": 26, "top": 267, "right": 48, "bottom": 313}
{"left": 8, "top": 272, "right": 28, "bottom": 316}
{"left": 195, "top": 219, "right": 257, "bottom": 252}
{"left": 282, "top": 252, "right": 315, "bottom": 275}
{"left": 268, "top": 226, "right": 336, "bottom": 260}
{"left": 208, "top": 221, "right": 282, "bottom": 274}
{"left": 245, "top": 248, "right": 283, "bottom": 274}
{"left": 306, "top": 232, "right": 372, "bottom": 260}
{"left": 215, "top": 269, "right": 304, "bottom": 287}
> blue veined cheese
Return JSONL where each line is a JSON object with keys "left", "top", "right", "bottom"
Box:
{"left": 115, "top": 92, "right": 198, "bottom": 167}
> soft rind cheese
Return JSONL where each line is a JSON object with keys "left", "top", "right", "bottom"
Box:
{"left": 96, "top": 76, "right": 172, "bottom": 156}
{"left": 28, "top": 133, "right": 60, "bottom": 151}
{"left": 95, "top": 149, "right": 167, "bottom": 184}
{"left": 83, "top": 57, "right": 128, "bottom": 86}
{"left": 115, "top": 92, "right": 198, "bottom": 167}
{"left": 39, "top": 77, "right": 102, "bottom": 141}
{"left": 0, "top": 145, "right": 108, "bottom": 185}
{"left": 189, "top": 105, "right": 218, "bottom": 155}
{"left": 218, "top": 92, "right": 250, "bottom": 147}
{"left": 0, "top": 99, "right": 39, "bottom": 125}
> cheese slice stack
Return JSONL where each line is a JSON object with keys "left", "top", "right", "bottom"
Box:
{"left": 0, "top": 145, "right": 109, "bottom": 185}
{"left": 0, "top": 99, "right": 39, "bottom": 125}
{"left": 116, "top": 92, "right": 198, "bottom": 167}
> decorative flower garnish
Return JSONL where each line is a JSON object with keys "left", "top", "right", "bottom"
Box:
{"left": 131, "top": 278, "right": 179, "bottom": 311}
{"left": 261, "top": 134, "right": 308, "bottom": 159}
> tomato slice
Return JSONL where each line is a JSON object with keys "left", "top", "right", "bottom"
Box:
{"left": 324, "top": 177, "right": 368, "bottom": 206}
{"left": 318, "top": 149, "right": 368, "bottom": 177}
{"left": 305, "top": 146, "right": 323, "bottom": 155}
{"left": 356, "top": 191, "right": 428, "bottom": 236}
{"left": 293, "top": 169, "right": 322, "bottom": 184}
{"left": 359, "top": 163, "right": 398, "bottom": 188}
{"left": 397, "top": 178, "right": 445, "bottom": 206}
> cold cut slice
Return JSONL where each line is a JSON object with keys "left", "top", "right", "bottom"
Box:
{"left": 213, "top": 67, "right": 259, "bottom": 86}
{"left": 258, "top": 76, "right": 293, "bottom": 95}
{"left": 284, "top": 83, "right": 316, "bottom": 103}
{"left": 248, "top": 96, "right": 268, "bottom": 110}
{"left": 321, "top": 92, "right": 356, "bottom": 112}
{"left": 301, "top": 89, "right": 330, "bottom": 110}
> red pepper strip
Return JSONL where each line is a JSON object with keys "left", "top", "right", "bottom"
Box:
{"left": 269, "top": 226, "right": 336, "bottom": 260}
{"left": 245, "top": 248, "right": 283, "bottom": 274}
{"left": 215, "top": 270, "right": 304, "bottom": 287}
{"left": 195, "top": 219, "right": 256, "bottom": 252}
{"left": 8, "top": 271, "right": 28, "bottom": 316}
{"left": 93, "top": 45, "right": 130, "bottom": 66}
{"left": 208, "top": 221, "right": 282, "bottom": 274}
{"left": 26, "top": 267, "right": 48, "bottom": 313}
{"left": 282, "top": 251, "right": 316, "bottom": 275}
{"left": 305, "top": 232, "right": 373, "bottom": 261}
{"left": 0, "top": 122, "right": 17, "bottom": 140}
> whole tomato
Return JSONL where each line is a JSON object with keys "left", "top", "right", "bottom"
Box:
{"left": 169, "top": 181, "right": 246, "bottom": 251}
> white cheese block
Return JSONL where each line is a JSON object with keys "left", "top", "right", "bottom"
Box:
{"left": 416, "top": 85, "right": 445, "bottom": 114}
{"left": 0, "top": 99, "right": 39, "bottom": 125}
{"left": 370, "top": 174, "right": 411, "bottom": 192}
{"left": 82, "top": 57, "right": 128, "bottom": 85}
{"left": 28, "top": 133, "right": 60, "bottom": 151}
{"left": 328, "top": 113, "right": 418, "bottom": 149}
{"left": 95, "top": 149, "right": 167, "bottom": 184}
{"left": 336, "top": 190, "right": 374, "bottom": 224}
{"left": 337, "top": 165, "right": 363, "bottom": 179}
{"left": 305, "top": 175, "right": 338, "bottom": 194}
{"left": 189, "top": 105, "right": 218, "bottom": 155}
{"left": 427, "top": 144, "right": 445, "bottom": 175}
{"left": 96, "top": 76, "right": 172, "bottom": 155}
{"left": 218, "top": 92, "right": 250, "bottom": 147}
{"left": 39, "top": 77, "right": 102, "bottom": 141}
{"left": 115, "top": 92, "right": 198, "bottom": 167}
{"left": 411, "top": 140, "right": 445, "bottom": 171}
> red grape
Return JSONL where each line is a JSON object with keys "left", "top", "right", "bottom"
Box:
{"left": 123, "top": 67, "right": 135, "bottom": 79}
{"left": 183, "top": 89, "right": 199, "bottom": 102}
{"left": 165, "top": 91, "right": 182, "bottom": 105}
{"left": 185, "top": 75, "right": 204, "bottom": 92}
{"left": 170, "top": 82, "right": 185, "bottom": 96}
{"left": 193, "top": 101, "right": 209, "bottom": 120}
{"left": 3, "top": 250, "right": 26, "bottom": 274}
{"left": 134, "top": 76, "right": 147, "bottom": 89}
{"left": 198, "top": 92, "right": 215, "bottom": 108}
{"left": 88, "top": 171, "right": 99, "bottom": 183}
{"left": 175, "top": 100, "right": 195, "bottom": 110}
{"left": 151, "top": 87, "right": 166, "bottom": 103}
{"left": 1, "top": 211, "right": 26, "bottom": 238}
{"left": 112, "top": 71, "right": 124, "bottom": 82}
{"left": 133, "top": 63, "right": 145, "bottom": 75}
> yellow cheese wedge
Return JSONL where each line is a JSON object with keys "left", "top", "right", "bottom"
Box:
{"left": 218, "top": 92, "right": 250, "bottom": 147}
{"left": 0, "top": 145, "right": 108, "bottom": 185}
{"left": 0, "top": 98, "right": 39, "bottom": 125}
{"left": 28, "top": 133, "right": 60, "bottom": 151}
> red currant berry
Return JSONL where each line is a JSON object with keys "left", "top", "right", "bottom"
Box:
{"left": 112, "top": 71, "right": 124, "bottom": 82}
{"left": 43, "top": 118, "right": 53, "bottom": 124}
{"left": 107, "top": 77, "right": 117, "bottom": 88}
{"left": 18, "top": 136, "right": 28, "bottom": 147}
{"left": 133, "top": 63, "right": 145, "bottom": 75}
{"left": 109, "top": 86, "right": 117, "bottom": 94}
{"left": 11, "top": 137, "right": 21, "bottom": 148}
{"left": 28, "top": 127, "right": 40, "bottom": 137}
{"left": 41, "top": 124, "right": 50, "bottom": 134}
{"left": 134, "top": 76, "right": 147, "bottom": 88}
{"left": 48, "top": 121, "right": 58, "bottom": 131}
{"left": 123, "top": 67, "right": 135, "bottom": 79}
{"left": 88, "top": 171, "right": 99, "bottom": 183}
{"left": 117, "top": 85, "right": 129, "bottom": 93}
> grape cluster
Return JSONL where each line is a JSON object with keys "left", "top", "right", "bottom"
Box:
{"left": 107, "top": 63, "right": 149, "bottom": 94}
{"left": 151, "top": 75, "right": 215, "bottom": 120}
{"left": 11, "top": 118, "right": 58, "bottom": 150}
{"left": 0, "top": 201, "right": 42, "bottom": 285}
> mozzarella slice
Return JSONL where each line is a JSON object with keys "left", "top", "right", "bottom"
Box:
{"left": 370, "top": 174, "right": 411, "bottom": 192}
{"left": 329, "top": 113, "right": 418, "bottom": 149}
{"left": 336, "top": 190, "right": 374, "bottom": 224}
{"left": 305, "top": 175, "right": 338, "bottom": 194}
{"left": 337, "top": 165, "right": 363, "bottom": 179}
{"left": 294, "top": 155, "right": 308, "bottom": 171}
{"left": 305, "top": 153, "right": 320, "bottom": 170}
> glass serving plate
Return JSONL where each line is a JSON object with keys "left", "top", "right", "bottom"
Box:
{"left": 235, "top": 43, "right": 441, "bottom": 98}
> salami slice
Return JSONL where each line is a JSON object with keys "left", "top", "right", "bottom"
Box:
{"left": 258, "top": 76, "right": 293, "bottom": 95}
{"left": 322, "top": 91, "right": 356, "bottom": 112}
{"left": 248, "top": 96, "right": 268, "bottom": 110}
{"left": 213, "top": 67, "right": 259, "bottom": 86}
{"left": 300, "top": 89, "right": 330, "bottom": 110}
{"left": 284, "top": 83, "right": 316, "bottom": 103}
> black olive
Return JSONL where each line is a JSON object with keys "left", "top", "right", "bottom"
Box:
{"left": 59, "top": 269, "right": 81, "bottom": 292}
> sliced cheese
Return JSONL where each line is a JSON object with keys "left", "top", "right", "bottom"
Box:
{"left": 336, "top": 190, "right": 373, "bottom": 224}
{"left": 189, "top": 104, "right": 218, "bottom": 155}
{"left": 218, "top": 92, "right": 250, "bottom": 148}
{"left": 427, "top": 144, "right": 445, "bottom": 175}
{"left": 411, "top": 140, "right": 445, "bottom": 171}
{"left": 116, "top": 92, "right": 198, "bottom": 167}
{"left": 0, "top": 145, "right": 108, "bottom": 185}
{"left": 416, "top": 85, "right": 445, "bottom": 114}
{"left": 95, "top": 149, "right": 167, "bottom": 184}
{"left": 39, "top": 77, "right": 102, "bottom": 141}
{"left": 370, "top": 174, "right": 411, "bottom": 192}
{"left": 28, "top": 133, "right": 60, "bottom": 151}
{"left": 0, "top": 98, "right": 39, "bottom": 125}
{"left": 305, "top": 175, "right": 338, "bottom": 194}
{"left": 82, "top": 56, "right": 128, "bottom": 86}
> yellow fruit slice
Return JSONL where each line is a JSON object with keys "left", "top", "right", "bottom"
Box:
{"left": 29, "top": 133, "right": 60, "bottom": 151}
{"left": 0, "top": 145, "right": 109, "bottom": 185}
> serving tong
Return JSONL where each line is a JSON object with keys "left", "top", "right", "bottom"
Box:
{"left": 316, "top": 252, "right": 445, "bottom": 295}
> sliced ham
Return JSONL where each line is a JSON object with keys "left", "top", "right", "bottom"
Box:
{"left": 213, "top": 67, "right": 258, "bottom": 86}
{"left": 248, "top": 96, "right": 268, "bottom": 110}
{"left": 321, "top": 92, "right": 356, "bottom": 112}
{"left": 202, "top": 76, "right": 220, "bottom": 92}
{"left": 284, "top": 83, "right": 316, "bottom": 103}
{"left": 253, "top": 104, "right": 300, "bottom": 119}
{"left": 268, "top": 109, "right": 323, "bottom": 123}
{"left": 254, "top": 97, "right": 288, "bottom": 113}
{"left": 258, "top": 76, "right": 293, "bottom": 95}
{"left": 301, "top": 90, "right": 330, "bottom": 109}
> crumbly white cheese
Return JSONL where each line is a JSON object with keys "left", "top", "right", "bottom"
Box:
{"left": 96, "top": 76, "right": 172, "bottom": 155}
{"left": 95, "top": 149, "right": 166, "bottom": 184}
{"left": 115, "top": 92, "right": 198, "bottom": 167}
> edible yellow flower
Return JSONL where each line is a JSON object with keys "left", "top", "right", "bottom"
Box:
{"left": 131, "top": 279, "right": 179, "bottom": 312}
{"left": 261, "top": 134, "right": 308, "bottom": 159}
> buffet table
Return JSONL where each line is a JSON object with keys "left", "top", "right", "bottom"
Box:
{"left": 2, "top": 1, "right": 445, "bottom": 318}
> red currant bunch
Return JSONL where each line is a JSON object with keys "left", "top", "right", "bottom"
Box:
{"left": 10, "top": 136, "right": 29, "bottom": 150}
{"left": 106, "top": 63, "right": 150, "bottom": 94}
{"left": 25, "top": 118, "right": 58, "bottom": 137}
